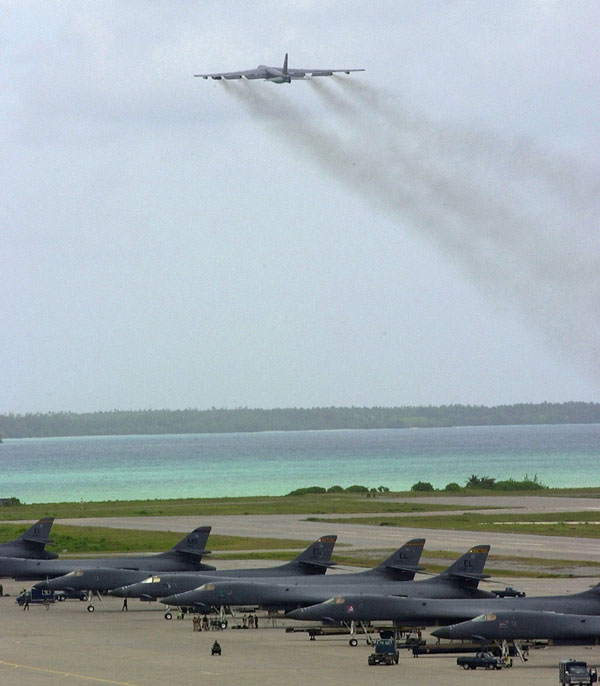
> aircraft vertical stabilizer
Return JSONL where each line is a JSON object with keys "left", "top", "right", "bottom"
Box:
{"left": 166, "top": 526, "right": 212, "bottom": 560}
{"left": 291, "top": 535, "right": 337, "bottom": 574}
{"left": 440, "top": 545, "right": 490, "bottom": 588}
{"left": 367, "top": 538, "right": 426, "bottom": 580}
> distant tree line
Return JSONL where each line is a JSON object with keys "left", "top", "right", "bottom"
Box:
{"left": 411, "top": 473, "right": 547, "bottom": 492}
{"left": 0, "top": 402, "right": 599, "bottom": 439}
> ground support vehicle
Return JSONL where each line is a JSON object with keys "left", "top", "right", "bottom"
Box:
{"left": 16, "top": 589, "right": 56, "bottom": 606}
{"left": 368, "top": 639, "right": 399, "bottom": 665}
{"left": 559, "top": 660, "right": 598, "bottom": 686}
{"left": 492, "top": 586, "right": 526, "bottom": 598}
{"left": 457, "top": 651, "right": 505, "bottom": 670}
{"left": 55, "top": 589, "right": 88, "bottom": 601}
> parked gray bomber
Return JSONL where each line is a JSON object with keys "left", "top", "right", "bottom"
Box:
{"left": 432, "top": 610, "right": 600, "bottom": 643}
{"left": 108, "top": 535, "right": 339, "bottom": 600}
{"left": 287, "top": 581, "right": 600, "bottom": 625}
{"left": 0, "top": 517, "right": 57, "bottom": 560}
{"left": 38, "top": 535, "right": 338, "bottom": 596}
{"left": 0, "top": 526, "right": 214, "bottom": 580}
{"left": 160, "top": 538, "right": 425, "bottom": 608}
{"left": 161, "top": 543, "right": 493, "bottom": 612}
{"left": 35, "top": 567, "right": 156, "bottom": 595}
{"left": 195, "top": 53, "right": 364, "bottom": 83}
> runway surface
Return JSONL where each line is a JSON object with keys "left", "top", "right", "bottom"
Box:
{"left": 40, "top": 494, "right": 600, "bottom": 562}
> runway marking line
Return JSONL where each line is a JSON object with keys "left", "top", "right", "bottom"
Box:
{"left": 0, "top": 660, "right": 142, "bottom": 685}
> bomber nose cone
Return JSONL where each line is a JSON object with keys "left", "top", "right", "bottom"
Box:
{"left": 33, "top": 580, "right": 49, "bottom": 590}
{"left": 160, "top": 594, "right": 179, "bottom": 606}
{"left": 108, "top": 587, "right": 126, "bottom": 597}
{"left": 286, "top": 608, "right": 305, "bottom": 620}
{"left": 431, "top": 627, "right": 450, "bottom": 639}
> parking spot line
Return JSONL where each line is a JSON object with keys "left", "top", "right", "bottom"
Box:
{"left": 0, "top": 660, "right": 142, "bottom": 685}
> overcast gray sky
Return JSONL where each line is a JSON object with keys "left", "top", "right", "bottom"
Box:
{"left": 2, "top": 1, "right": 599, "bottom": 413}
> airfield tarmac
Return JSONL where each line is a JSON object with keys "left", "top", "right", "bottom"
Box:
{"left": 3, "top": 498, "right": 600, "bottom": 684}
{"left": 1, "top": 575, "right": 599, "bottom": 686}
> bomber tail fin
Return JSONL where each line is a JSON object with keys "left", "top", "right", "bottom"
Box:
{"left": 292, "top": 535, "right": 337, "bottom": 574}
{"left": 1, "top": 517, "right": 59, "bottom": 560}
{"left": 367, "top": 538, "right": 425, "bottom": 580}
{"left": 167, "top": 526, "right": 211, "bottom": 561}
{"left": 282, "top": 53, "right": 289, "bottom": 75}
{"left": 439, "top": 545, "right": 491, "bottom": 588}
{"left": 19, "top": 517, "right": 55, "bottom": 546}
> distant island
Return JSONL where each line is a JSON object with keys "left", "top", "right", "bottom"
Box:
{"left": 1, "top": 402, "right": 599, "bottom": 439}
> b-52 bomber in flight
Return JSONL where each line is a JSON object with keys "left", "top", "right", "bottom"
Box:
{"left": 36, "top": 535, "right": 337, "bottom": 597}
{"left": 160, "top": 543, "right": 495, "bottom": 612}
{"left": 0, "top": 517, "right": 57, "bottom": 560}
{"left": 195, "top": 53, "right": 364, "bottom": 84}
{"left": 0, "top": 526, "right": 214, "bottom": 581}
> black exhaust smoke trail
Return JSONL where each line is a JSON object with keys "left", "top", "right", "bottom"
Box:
{"left": 327, "top": 79, "right": 600, "bottom": 378}
{"left": 227, "top": 79, "right": 600, "bottom": 381}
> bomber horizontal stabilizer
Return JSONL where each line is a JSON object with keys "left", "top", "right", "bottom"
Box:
{"left": 298, "top": 559, "right": 336, "bottom": 569}
{"left": 385, "top": 563, "right": 425, "bottom": 574}
{"left": 176, "top": 547, "right": 211, "bottom": 558}
{"left": 448, "top": 572, "right": 490, "bottom": 581}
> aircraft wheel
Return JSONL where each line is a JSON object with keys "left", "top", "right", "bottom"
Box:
{"left": 349, "top": 638, "right": 358, "bottom": 647}
{"left": 220, "top": 620, "right": 228, "bottom": 630}
{"left": 87, "top": 605, "right": 95, "bottom": 613}
{"left": 164, "top": 612, "right": 172, "bottom": 620}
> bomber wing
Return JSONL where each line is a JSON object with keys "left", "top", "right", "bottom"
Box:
{"left": 194, "top": 68, "right": 267, "bottom": 80}
{"left": 288, "top": 68, "right": 364, "bottom": 78}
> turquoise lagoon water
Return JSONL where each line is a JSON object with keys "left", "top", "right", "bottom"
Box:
{"left": 1, "top": 424, "right": 599, "bottom": 504}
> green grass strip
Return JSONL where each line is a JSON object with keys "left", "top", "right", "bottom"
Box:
{"left": 306, "top": 511, "right": 600, "bottom": 537}
{"left": 0, "top": 495, "right": 484, "bottom": 521}
{"left": 0, "top": 524, "right": 311, "bottom": 555}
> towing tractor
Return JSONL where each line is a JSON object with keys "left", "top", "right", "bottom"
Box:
{"left": 368, "top": 639, "right": 399, "bottom": 666}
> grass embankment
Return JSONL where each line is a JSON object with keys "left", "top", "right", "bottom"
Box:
{"left": 0, "top": 495, "right": 484, "bottom": 521}
{"left": 307, "top": 511, "right": 600, "bottom": 538}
